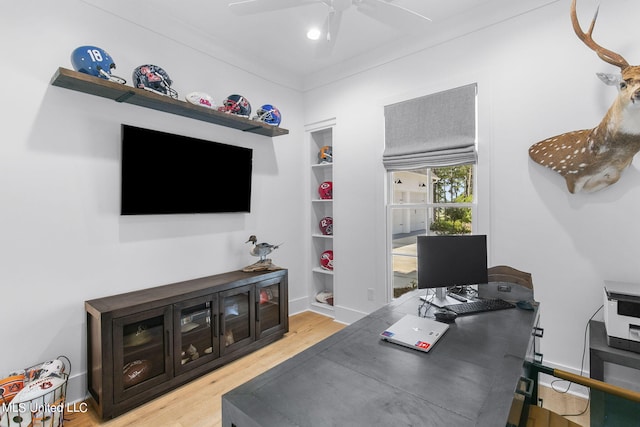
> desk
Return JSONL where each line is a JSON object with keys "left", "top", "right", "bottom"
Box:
{"left": 222, "top": 291, "right": 538, "bottom": 427}
{"left": 589, "top": 320, "right": 640, "bottom": 427}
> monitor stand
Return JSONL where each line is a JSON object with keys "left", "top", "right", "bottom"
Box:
{"left": 424, "top": 287, "right": 465, "bottom": 308}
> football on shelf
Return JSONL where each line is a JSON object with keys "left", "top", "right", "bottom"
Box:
{"left": 315, "top": 291, "right": 334, "bottom": 306}
{"left": 123, "top": 359, "right": 152, "bottom": 388}
{"left": 185, "top": 92, "right": 216, "bottom": 109}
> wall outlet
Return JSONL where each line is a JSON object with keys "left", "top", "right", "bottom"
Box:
{"left": 367, "top": 288, "right": 374, "bottom": 301}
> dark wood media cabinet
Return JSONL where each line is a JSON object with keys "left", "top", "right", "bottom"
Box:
{"left": 85, "top": 269, "right": 288, "bottom": 419}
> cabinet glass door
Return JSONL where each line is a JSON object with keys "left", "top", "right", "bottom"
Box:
{"left": 174, "top": 295, "right": 219, "bottom": 375}
{"left": 113, "top": 306, "right": 172, "bottom": 403}
{"left": 256, "top": 277, "right": 287, "bottom": 339}
{"left": 220, "top": 284, "right": 254, "bottom": 355}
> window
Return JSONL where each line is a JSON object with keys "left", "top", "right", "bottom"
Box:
{"left": 383, "top": 83, "right": 478, "bottom": 300}
{"left": 389, "top": 165, "right": 476, "bottom": 298}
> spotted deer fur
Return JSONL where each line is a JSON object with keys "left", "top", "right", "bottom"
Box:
{"left": 528, "top": 0, "right": 640, "bottom": 193}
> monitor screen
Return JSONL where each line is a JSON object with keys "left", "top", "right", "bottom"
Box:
{"left": 417, "top": 235, "right": 488, "bottom": 289}
{"left": 120, "top": 125, "right": 252, "bottom": 215}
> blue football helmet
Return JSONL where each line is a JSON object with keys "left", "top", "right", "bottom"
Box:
{"left": 253, "top": 104, "right": 282, "bottom": 126}
{"left": 218, "top": 94, "right": 251, "bottom": 117}
{"left": 132, "top": 64, "right": 178, "bottom": 99}
{"left": 71, "top": 46, "right": 126, "bottom": 84}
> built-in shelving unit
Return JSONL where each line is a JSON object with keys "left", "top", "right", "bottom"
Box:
{"left": 307, "top": 121, "right": 335, "bottom": 316}
{"left": 50, "top": 68, "right": 289, "bottom": 138}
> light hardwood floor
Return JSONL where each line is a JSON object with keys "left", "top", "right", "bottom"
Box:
{"left": 64, "top": 311, "right": 590, "bottom": 427}
{"left": 537, "top": 385, "right": 590, "bottom": 426}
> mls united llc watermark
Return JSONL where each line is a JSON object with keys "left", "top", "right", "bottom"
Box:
{"left": 1, "top": 401, "right": 89, "bottom": 414}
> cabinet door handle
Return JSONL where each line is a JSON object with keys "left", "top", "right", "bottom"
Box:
{"left": 213, "top": 314, "right": 218, "bottom": 338}
{"left": 166, "top": 331, "right": 170, "bottom": 357}
{"left": 255, "top": 301, "right": 260, "bottom": 322}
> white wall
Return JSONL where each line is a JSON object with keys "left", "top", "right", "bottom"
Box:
{"left": 304, "top": 0, "right": 640, "bottom": 383}
{"left": 0, "top": 1, "right": 305, "bottom": 402}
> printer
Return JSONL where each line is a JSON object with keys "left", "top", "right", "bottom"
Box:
{"left": 604, "top": 281, "right": 640, "bottom": 353}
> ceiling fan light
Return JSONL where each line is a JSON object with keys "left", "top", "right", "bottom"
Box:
{"left": 306, "top": 27, "right": 321, "bottom": 40}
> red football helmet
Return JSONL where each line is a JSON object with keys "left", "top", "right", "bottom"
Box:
{"left": 319, "top": 217, "right": 333, "bottom": 235}
{"left": 320, "top": 250, "right": 334, "bottom": 271}
{"left": 318, "top": 181, "right": 332, "bottom": 200}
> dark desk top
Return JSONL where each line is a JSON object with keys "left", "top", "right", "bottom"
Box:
{"left": 222, "top": 291, "right": 538, "bottom": 427}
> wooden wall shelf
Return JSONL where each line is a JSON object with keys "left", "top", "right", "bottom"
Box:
{"left": 50, "top": 68, "right": 289, "bottom": 138}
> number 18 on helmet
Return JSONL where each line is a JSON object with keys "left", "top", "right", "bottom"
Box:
{"left": 71, "top": 45, "right": 126, "bottom": 84}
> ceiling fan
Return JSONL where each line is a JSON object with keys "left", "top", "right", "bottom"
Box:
{"left": 228, "top": 0, "right": 431, "bottom": 55}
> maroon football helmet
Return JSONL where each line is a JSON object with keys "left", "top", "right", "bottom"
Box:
{"left": 319, "top": 217, "right": 333, "bottom": 235}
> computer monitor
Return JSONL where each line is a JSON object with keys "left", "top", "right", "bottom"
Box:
{"left": 417, "top": 234, "right": 488, "bottom": 308}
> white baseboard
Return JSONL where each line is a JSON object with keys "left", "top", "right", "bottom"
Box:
{"left": 332, "top": 305, "right": 368, "bottom": 325}
{"left": 288, "top": 295, "right": 312, "bottom": 316}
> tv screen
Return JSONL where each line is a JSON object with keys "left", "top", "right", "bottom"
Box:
{"left": 417, "top": 235, "right": 488, "bottom": 289}
{"left": 120, "top": 125, "right": 252, "bottom": 215}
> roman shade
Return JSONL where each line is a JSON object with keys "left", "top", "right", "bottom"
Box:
{"left": 383, "top": 83, "right": 477, "bottom": 171}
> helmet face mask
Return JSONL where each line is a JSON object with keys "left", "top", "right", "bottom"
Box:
{"left": 71, "top": 45, "right": 126, "bottom": 84}
{"left": 132, "top": 64, "right": 178, "bottom": 99}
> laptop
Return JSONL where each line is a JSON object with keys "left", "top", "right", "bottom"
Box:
{"left": 380, "top": 314, "right": 449, "bottom": 353}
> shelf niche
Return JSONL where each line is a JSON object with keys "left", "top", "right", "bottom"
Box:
{"left": 50, "top": 68, "right": 289, "bottom": 138}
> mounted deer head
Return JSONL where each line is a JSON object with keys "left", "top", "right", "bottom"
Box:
{"left": 528, "top": 0, "right": 640, "bottom": 193}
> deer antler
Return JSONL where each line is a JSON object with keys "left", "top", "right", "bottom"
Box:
{"left": 570, "top": 0, "right": 629, "bottom": 70}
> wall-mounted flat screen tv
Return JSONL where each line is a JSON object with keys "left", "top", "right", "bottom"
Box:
{"left": 121, "top": 125, "right": 252, "bottom": 215}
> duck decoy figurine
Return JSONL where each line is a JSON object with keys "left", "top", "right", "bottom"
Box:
{"left": 243, "top": 235, "right": 283, "bottom": 272}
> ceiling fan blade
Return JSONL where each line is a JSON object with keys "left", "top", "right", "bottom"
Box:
{"left": 229, "top": 0, "right": 318, "bottom": 15}
{"left": 355, "top": 0, "right": 431, "bottom": 28}
{"left": 316, "top": 9, "right": 343, "bottom": 57}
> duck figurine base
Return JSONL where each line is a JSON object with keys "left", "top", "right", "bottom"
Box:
{"left": 242, "top": 258, "right": 283, "bottom": 272}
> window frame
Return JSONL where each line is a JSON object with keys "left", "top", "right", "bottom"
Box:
{"left": 386, "top": 165, "right": 478, "bottom": 301}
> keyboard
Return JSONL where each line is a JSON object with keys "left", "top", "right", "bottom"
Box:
{"left": 445, "top": 298, "right": 515, "bottom": 315}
